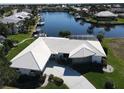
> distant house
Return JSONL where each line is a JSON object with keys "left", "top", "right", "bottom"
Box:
{"left": 82, "top": 8, "right": 89, "bottom": 13}
{"left": 111, "top": 4, "right": 124, "bottom": 13}
{"left": 0, "top": 11, "right": 31, "bottom": 34}
{"left": 10, "top": 36, "right": 106, "bottom": 75}
{"left": 95, "top": 11, "right": 118, "bottom": 21}
{"left": 0, "top": 35, "right": 6, "bottom": 43}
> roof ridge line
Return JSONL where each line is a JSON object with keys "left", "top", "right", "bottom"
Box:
{"left": 69, "top": 44, "right": 84, "bottom": 57}
{"left": 40, "top": 37, "right": 53, "bottom": 53}
{"left": 86, "top": 40, "right": 106, "bottom": 56}
{"left": 69, "top": 44, "right": 95, "bottom": 58}
{"left": 11, "top": 51, "right": 42, "bottom": 71}
{"left": 29, "top": 51, "right": 42, "bottom": 71}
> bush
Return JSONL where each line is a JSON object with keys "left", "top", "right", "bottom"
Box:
{"left": 102, "top": 58, "right": 107, "bottom": 68}
{"left": 59, "top": 31, "right": 71, "bottom": 37}
{"left": 39, "top": 74, "right": 46, "bottom": 84}
{"left": 53, "top": 76, "right": 64, "bottom": 86}
{"left": 104, "top": 80, "right": 115, "bottom": 89}
{"left": 48, "top": 74, "right": 54, "bottom": 82}
{"left": 0, "top": 55, "right": 19, "bottom": 86}
{"left": 97, "top": 33, "right": 104, "bottom": 42}
{"left": 103, "top": 47, "right": 108, "bottom": 55}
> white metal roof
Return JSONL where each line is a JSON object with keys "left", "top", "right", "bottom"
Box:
{"left": 69, "top": 44, "right": 95, "bottom": 58}
{"left": 42, "top": 37, "right": 106, "bottom": 57}
{"left": 11, "top": 37, "right": 106, "bottom": 71}
{"left": 0, "top": 11, "right": 30, "bottom": 24}
{"left": 11, "top": 38, "right": 51, "bottom": 71}
{"left": 95, "top": 11, "right": 118, "bottom": 17}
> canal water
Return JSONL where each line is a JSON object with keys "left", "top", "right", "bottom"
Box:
{"left": 41, "top": 12, "right": 124, "bottom": 38}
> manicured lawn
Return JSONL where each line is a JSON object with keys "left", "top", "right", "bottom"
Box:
{"left": 85, "top": 17, "right": 124, "bottom": 24}
{"left": 7, "top": 33, "right": 32, "bottom": 42}
{"left": 82, "top": 38, "right": 124, "bottom": 89}
{"left": 6, "top": 16, "right": 39, "bottom": 60}
{"left": 117, "top": 18, "right": 124, "bottom": 23}
{"left": 41, "top": 82, "right": 69, "bottom": 89}
{"left": 6, "top": 39, "right": 35, "bottom": 61}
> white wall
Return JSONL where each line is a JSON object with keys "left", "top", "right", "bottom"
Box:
{"left": 92, "top": 56, "right": 102, "bottom": 63}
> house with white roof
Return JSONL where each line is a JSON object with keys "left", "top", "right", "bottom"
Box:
{"left": 10, "top": 36, "right": 106, "bottom": 75}
{"left": 95, "top": 11, "right": 118, "bottom": 21}
{"left": 0, "top": 11, "right": 31, "bottom": 34}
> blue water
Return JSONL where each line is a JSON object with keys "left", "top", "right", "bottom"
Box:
{"left": 41, "top": 12, "right": 124, "bottom": 38}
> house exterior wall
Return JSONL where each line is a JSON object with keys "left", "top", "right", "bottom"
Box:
{"left": 18, "top": 68, "right": 31, "bottom": 75}
{"left": 72, "top": 56, "right": 92, "bottom": 64}
{"left": 92, "top": 56, "right": 102, "bottom": 63}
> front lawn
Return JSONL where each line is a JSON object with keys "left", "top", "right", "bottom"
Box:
{"left": 6, "top": 39, "right": 35, "bottom": 61}
{"left": 72, "top": 38, "right": 124, "bottom": 89}
{"left": 84, "top": 38, "right": 124, "bottom": 89}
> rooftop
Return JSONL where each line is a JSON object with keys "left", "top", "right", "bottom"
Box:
{"left": 0, "top": 11, "right": 31, "bottom": 24}
{"left": 11, "top": 37, "right": 106, "bottom": 71}
{"left": 95, "top": 11, "right": 118, "bottom": 17}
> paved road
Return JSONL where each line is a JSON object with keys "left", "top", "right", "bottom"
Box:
{"left": 43, "top": 61, "right": 96, "bottom": 89}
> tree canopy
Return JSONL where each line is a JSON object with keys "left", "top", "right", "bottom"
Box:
{"left": 0, "top": 54, "right": 19, "bottom": 87}
{"left": 59, "top": 30, "right": 71, "bottom": 37}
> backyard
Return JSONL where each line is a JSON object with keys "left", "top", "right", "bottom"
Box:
{"left": 72, "top": 38, "right": 124, "bottom": 89}
{"left": 6, "top": 39, "right": 35, "bottom": 60}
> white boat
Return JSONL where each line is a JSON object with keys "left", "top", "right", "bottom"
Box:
{"left": 41, "top": 21, "right": 45, "bottom": 25}
{"left": 37, "top": 21, "right": 45, "bottom": 26}
{"left": 75, "top": 15, "right": 81, "bottom": 19}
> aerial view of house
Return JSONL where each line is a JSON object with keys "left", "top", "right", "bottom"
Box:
{"left": 0, "top": 4, "right": 124, "bottom": 89}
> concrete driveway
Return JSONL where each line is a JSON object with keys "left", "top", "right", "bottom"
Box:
{"left": 43, "top": 61, "right": 96, "bottom": 89}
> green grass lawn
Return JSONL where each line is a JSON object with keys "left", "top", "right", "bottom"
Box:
{"left": 7, "top": 33, "right": 32, "bottom": 42}
{"left": 117, "top": 18, "right": 124, "bottom": 23}
{"left": 6, "top": 39, "right": 35, "bottom": 61}
{"left": 86, "top": 17, "right": 124, "bottom": 24}
{"left": 83, "top": 38, "right": 124, "bottom": 89}
{"left": 41, "top": 82, "right": 69, "bottom": 89}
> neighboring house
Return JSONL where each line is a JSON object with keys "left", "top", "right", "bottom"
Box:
{"left": 82, "top": 8, "right": 89, "bottom": 13}
{"left": 10, "top": 36, "right": 106, "bottom": 75}
{"left": 94, "top": 11, "right": 118, "bottom": 21}
{"left": 118, "top": 13, "right": 124, "bottom": 18}
{"left": 0, "top": 11, "right": 31, "bottom": 34}
{"left": 111, "top": 4, "right": 124, "bottom": 13}
{"left": 0, "top": 35, "right": 6, "bottom": 43}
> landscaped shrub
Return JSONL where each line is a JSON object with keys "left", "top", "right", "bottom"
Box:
{"left": 58, "top": 31, "right": 71, "bottom": 37}
{"left": 102, "top": 58, "right": 107, "bottom": 68}
{"left": 39, "top": 74, "right": 47, "bottom": 84}
{"left": 48, "top": 74, "right": 54, "bottom": 82}
{"left": 104, "top": 80, "right": 115, "bottom": 89}
{"left": 53, "top": 76, "right": 64, "bottom": 86}
{"left": 15, "top": 74, "right": 41, "bottom": 88}
{"left": 103, "top": 47, "right": 108, "bottom": 55}
{"left": 97, "top": 33, "right": 104, "bottom": 42}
